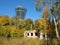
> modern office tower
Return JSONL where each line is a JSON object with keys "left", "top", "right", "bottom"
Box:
{"left": 16, "top": 6, "right": 27, "bottom": 20}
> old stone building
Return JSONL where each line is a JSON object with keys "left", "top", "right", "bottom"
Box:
{"left": 24, "top": 30, "right": 48, "bottom": 40}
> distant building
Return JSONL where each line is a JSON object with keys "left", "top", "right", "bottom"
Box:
{"left": 15, "top": 6, "right": 27, "bottom": 20}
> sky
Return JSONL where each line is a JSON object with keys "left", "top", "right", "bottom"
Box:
{"left": 0, "top": 0, "right": 43, "bottom": 20}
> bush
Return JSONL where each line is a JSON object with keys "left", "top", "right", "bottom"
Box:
{"left": 0, "top": 30, "right": 3, "bottom": 36}
{"left": 10, "top": 30, "right": 20, "bottom": 37}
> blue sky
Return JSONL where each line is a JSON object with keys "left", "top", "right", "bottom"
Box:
{"left": 0, "top": 0, "right": 43, "bottom": 20}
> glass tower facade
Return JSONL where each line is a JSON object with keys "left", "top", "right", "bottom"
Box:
{"left": 16, "top": 6, "right": 27, "bottom": 20}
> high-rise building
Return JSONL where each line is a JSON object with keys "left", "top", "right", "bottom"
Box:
{"left": 16, "top": 6, "right": 27, "bottom": 20}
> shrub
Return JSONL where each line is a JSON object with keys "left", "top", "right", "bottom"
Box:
{"left": 0, "top": 30, "right": 3, "bottom": 36}
{"left": 10, "top": 30, "right": 20, "bottom": 37}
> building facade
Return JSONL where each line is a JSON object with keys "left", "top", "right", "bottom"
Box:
{"left": 24, "top": 30, "right": 48, "bottom": 40}
{"left": 16, "top": 6, "right": 27, "bottom": 20}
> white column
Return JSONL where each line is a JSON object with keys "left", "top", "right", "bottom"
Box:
{"left": 45, "top": 33, "right": 47, "bottom": 40}
{"left": 40, "top": 32, "right": 43, "bottom": 39}
{"left": 29, "top": 32, "right": 31, "bottom": 37}
{"left": 33, "top": 32, "right": 35, "bottom": 36}
{"left": 24, "top": 32, "right": 26, "bottom": 37}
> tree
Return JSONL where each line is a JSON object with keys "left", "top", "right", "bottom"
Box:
{"left": 11, "top": 15, "right": 22, "bottom": 29}
{"left": 50, "top": 0, "right": 60, "bottom": 38}
{"left": 35, "top": 19, "right": 45, "bottom": 30}
{"left": 43, "top": 6, "right": 50, "bottom": 38}
{"left": 19, "top": 20, "right": 25, "bottom": 29}
{"left": 25, "top": 18, "right": 34, "bottom": 30}
{"left": 35, "top": 0, "right": 46, "bottom": 11}
{"left": 12, "top": 15, "right": 18, "bottom": 26}
{"left": 0, "top": 15, "right": 11, "bottom": 26}
{"left": 34, "top": 0, "right": 60, "bottom": 38}
{"left": 34, "top": 0, "right": 50, "bottom": 39}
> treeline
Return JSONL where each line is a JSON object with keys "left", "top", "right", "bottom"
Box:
{"left": 0, "top": 15, "right": 60, "bottom": 38}
{"left": 0, "top": 0, "right": 60, "bottom": 38}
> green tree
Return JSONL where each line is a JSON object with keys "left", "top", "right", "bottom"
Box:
{"left": 34, "top": 0, "right": 60, "bottom": 38}
{"left": 19, "top": 20, "right": 25, "bottom": 29}
{"left": 0, "top": 26, "right": 11, "bottom": 37}
{"left": 50, "top": 0, "right": 60, "bottom": 38}
{"left": 25, "top": 18, "right": 34, "bottom": 30}
{"left": 12, "top": 15, "right": 20, "bottom": 29}
{"left": 35, "top": 19, "right": 44, "bottom": 30}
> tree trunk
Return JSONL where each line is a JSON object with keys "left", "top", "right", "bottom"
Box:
{"left": 53, "top": 17, "right": 60, "bottom": 38}
{"left": 55, "top": 25, "right": 59, "bottom": 38}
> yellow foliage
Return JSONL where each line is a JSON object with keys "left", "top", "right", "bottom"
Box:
{"left": 43, "top": 6, "right": 50, "bottom": 19}
{"left": 0, "top": 15, "right": 10, "bottom": 25}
